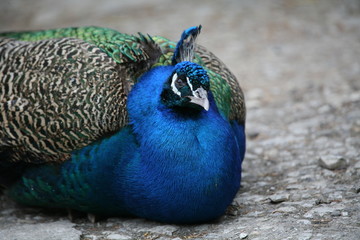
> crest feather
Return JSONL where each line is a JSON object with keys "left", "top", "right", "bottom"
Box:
{"left": 172, "top": 25, "right": 202, "bottom": 65}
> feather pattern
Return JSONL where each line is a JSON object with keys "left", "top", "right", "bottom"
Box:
{"left": 0, "top": 28, "right": 161, "bottom": 163}
{"left": 0, "top": 26, "right": 246, "bottom": 223}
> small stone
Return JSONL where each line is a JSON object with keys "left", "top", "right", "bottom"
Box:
{"left": 275, "top": 206, "right": 297, "bottom": 213}
{"left": 355, "top": 185, "right": 360, "bottom": 193}
{"left": 331, "top": 210, "right": 341, "bottom": 217}
{"left": 305, "top": 206, "right": 334, "bottom": 218}
{"left": 248, "top": 131, "right": 260, "bottom": 139}
{"left": 269, "top": 193, "right": 290, "bottom": 203}
{"left": 32, "top": 216, "right": 45, "bottom": 221}
{"left": 318, "top": 155, "right": 347, "bottom": 170}
{"left": 297, "top": 219, "right": 311, "bottom": 225}
{"left": 301, "top": 201, "right": 315, "bottom": 208}
{"left": 240, "top": 232, "right": 248, "bottom": 239}
{"left": 354, "top": 161, "right": 360, "bottom": 169}
{"left": 106, "top": 233, "right": 132, "bottom": 240}
{"left": 83, "top": 235, "right": 97, "bottom": 240}
{"left": 286, "top": 184, "right": 301, "bottom": 190}
{"left": 318, "top": 104, "right": 332, "bottom": 114}
{"left": 304, "top": 211, "right": 313, "bottom": 218}
{"left": 342, "top": 211, "right": 349, "bottom": 217}
{"left": 315, "top": 196, "right": 331, "bottom": 205}
{"left": 147, "top": 225, "right": 178, "bottom": 235}
{"left": 106, "top": 222, "right": 115, "bottom": 227}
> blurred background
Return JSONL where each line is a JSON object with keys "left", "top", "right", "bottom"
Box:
{"left": 1, "top": 0, "right": 359, "bottom": 105}
{"left": 1, "top": 1, "right": 360, "bottom": 238}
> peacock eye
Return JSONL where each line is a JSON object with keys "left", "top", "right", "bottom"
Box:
{"left": 175, "top": 76, "right": 187, "bottom": 88}
{"left": 176, "top": 78, "right": 185, "bottom": 87}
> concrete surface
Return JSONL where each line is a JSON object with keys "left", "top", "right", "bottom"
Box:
{"left": 0, "top": 0, "right": 359, "bottom": 239}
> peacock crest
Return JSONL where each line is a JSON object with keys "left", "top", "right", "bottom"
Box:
{"left": 172, "top": 25, "right": 202, "bottom": 65}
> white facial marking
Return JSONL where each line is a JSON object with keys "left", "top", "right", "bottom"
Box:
{"left": 186, "top": 76, "right": 207, "bottom": 102}
{"left": 186, "top": 77, "right": 194, "bottom": 92}
{"left": 187, "top": 86, "right": 210, "bottom": 111}
{"left": 171, "top": 73, "right": 182, "bottom": 96}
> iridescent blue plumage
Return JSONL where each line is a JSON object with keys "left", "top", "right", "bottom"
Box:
{"left": 123, "top": 65, "right": 245, "bottom": 222}
{"left": 1, "top": 26, "right": 246, "bottom": 223}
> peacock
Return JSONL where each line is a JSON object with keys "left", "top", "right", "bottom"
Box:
{"left": 0, "top": 25, "right": 246, "bottom": 224}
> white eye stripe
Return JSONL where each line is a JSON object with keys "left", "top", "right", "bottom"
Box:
{"left": 186, "top": 77, "right": 194, "bottom": 92}
{"left": 171, "top": 73, "right": 182, "bottom": 96}
{"left": 171, "top": 73, "right": 198, "bottom": 98}
{"left": 186, "top": 76, "right": 201, "bottom": 97}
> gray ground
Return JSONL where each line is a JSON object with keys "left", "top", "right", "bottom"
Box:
{"left": 0, "top": 0, "right": 359, "bottom": 239}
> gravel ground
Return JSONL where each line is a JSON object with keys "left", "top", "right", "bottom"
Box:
{"left": 0, "top": 0, "right": 360, "bottom": 239}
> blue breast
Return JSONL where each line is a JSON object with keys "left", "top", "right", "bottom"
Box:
{"left": 117, "top": 65, "right": 245, "bottom": 223}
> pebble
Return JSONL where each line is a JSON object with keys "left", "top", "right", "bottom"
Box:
{"left": 341, "top": 211, "right": 349, "bottom": 217}
{"left": 331, "top": 210, "right": 341, "bottom": 217}
{"left": 318, "top": 104, "right": 332, "bottom": 114}
{"left": 240, "top": 232, "right": 248, "bottom": 239}
{"left": 318, "top": 155, "right": 347, "bottom": 170}
{"left": 32, "top": 216, "right": 45, "bottom": 221}
{"left": 354, "top": 161, "right": 360, "bottom": 169}
{"left": 304, "top": 206, "right": 336, "bottom": 218}
{"left": 147, "top": 225, "right": 178, "bottom": 235}
{"left": 83, "top": 235, "right": 97, "bottom": 240}
{"left": 355, "top": 185, "right": 360, "bottom": 193}
{"left": 286, "top": 184, "right": 302, "bottom": 190}
{"left": 106, "top": 233, "right": 132, "bottom": 240}
{"left": 269, "top": 194, "right": 290, "bottom": 203}
{"left": 297, "top": 219, "right": 312, "bottom": 225}
{"left": 275, "top": 206, "right": 297, "bottom": 213}
{"left": 105, "top": 222, "right": 115, "bottom": 227}
{"left": 315, "top": 196, "right": 331, "bottom": 205}
{"left": 247, "top": 131, "right": 260, "bottom": 139}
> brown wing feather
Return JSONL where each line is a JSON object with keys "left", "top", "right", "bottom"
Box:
{"left": 195, "top": 45, "right": 246, "bottom": 125}
{"left": 0, "top": 37, "right": 146, "bottom": 163}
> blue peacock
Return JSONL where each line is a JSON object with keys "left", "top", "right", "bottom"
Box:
{"left": 0, "top": 25, "right": 246, "bottom": 224}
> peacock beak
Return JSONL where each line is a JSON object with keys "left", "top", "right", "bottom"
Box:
{"left": 187, "top": 87, "right": 209, "bottom": 111}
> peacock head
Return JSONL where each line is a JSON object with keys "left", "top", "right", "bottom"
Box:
{"left": 161, "top": 61, "right": 210, "bottom": 111}
{"left": 160, "top": 25, "right": 210, "bottom": 111}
